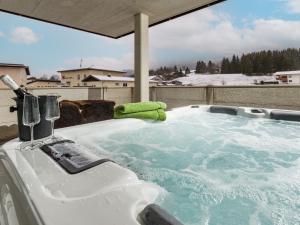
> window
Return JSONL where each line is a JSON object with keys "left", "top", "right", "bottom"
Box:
{"left": 289, "top": 80, "right": 293, "bottom": 82}
{"left": 84, "top": 82, "right": 87, "bottom": 86}
{"left": 289, "top": 76, "right": 292, "bottom": 78}
{"left": 77, "top": 74, "right": 80, "bottom": 80}
{"left": 123, "top": 83, "right": 128, "bottom": 87}
{"left": 84, "top": 74, "right": 87, "bottom": 78}
{"left": 115, "top": 83, "right": 119, "bottom": 86}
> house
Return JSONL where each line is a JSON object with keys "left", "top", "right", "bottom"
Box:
{"left": 0, "top": 63, "right": 30, "bottom": 88}
{"left": 58, "top": 67, "right": 127, "bottom": 87}
{"left": 170, "top": 80, "right": 183, "bottom": 86}
{"left": 274, "top": 71, "right": 300, "bottom": 84}
{"left": 26, "top": 79, "right": 62, "bottom": 88}
{"left": 82, "top": 75, "right": 158, "bottom": 87}
{"left": 149, "top": 75, "right": 164, "bottom": 85}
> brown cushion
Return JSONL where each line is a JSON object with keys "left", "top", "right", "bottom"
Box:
{"left": 55, "top": 100, "right": 115, "bottom": 128}
{"left": 55, "top": 101, "right": 83, "bottom": 128}
{"left": 81, "top": 100, "right": 115, "bottom": 123}
{"left": 0, "top": 124, "right": 18, "bottom": 143}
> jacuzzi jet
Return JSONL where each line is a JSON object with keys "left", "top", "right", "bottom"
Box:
{"left": 239, "top": 107, "right": 268, "bottom": 118}
{"left": 251, "top": 109, "right": 264, "bottom": 114}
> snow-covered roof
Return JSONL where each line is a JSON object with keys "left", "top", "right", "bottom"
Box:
{"left": 273, "top": 71, "right": 300, "bottom": 76}
{"left": 172, "top": 72, "right": 276, "bottom": 86}
{"left": 149, "top": 75, "right": 163, "bottom": 81}
{"left": 83, "top": 75, "right": 157, "bottom": 82}
{"left": 88, "top": 75, "right": 134, "bottom": 82}
{"left": 58, "top": 67, "right": 126, "bottom": 73}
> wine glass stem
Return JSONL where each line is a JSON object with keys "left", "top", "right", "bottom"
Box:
{"left": 30, "top": 125, "right": 34, "bottom": 146}
{"left": 51, "top": 120, "right": 54, "bottom": 138}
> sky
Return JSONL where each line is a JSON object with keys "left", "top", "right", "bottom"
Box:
{"left": 0, "top": 0, "right": 300, "bottom": 76}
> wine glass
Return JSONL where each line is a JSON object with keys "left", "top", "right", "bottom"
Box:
{"left": 22, "top": 95, "right": 40, "bottom": 149}
{"left": 45, "top": 94, "right": 60, "bottom": 142}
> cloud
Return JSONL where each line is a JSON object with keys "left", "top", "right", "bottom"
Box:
{"left": 10, "top": 27, "right": 39, "bottom": 44}
{"left": 0, "top": 31, "right": 3, "bottom": 37}
{"left": 149, "top": 8, "right": 300, "bottom": 57}
{"left": 65, "top": 51, "right": 159, "bottom": 71}
{"left": 65, "top": 53, "right": 134, "bottom": 71}
{"left": 65, "top": 8, "right": 300, "bottom": 70}
{"left": 285, "top": 0, "right": 300, "bottom": 13}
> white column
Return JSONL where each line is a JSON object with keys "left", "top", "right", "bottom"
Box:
{"left": 134, "top": 13, "right": 149, "bottom": 102}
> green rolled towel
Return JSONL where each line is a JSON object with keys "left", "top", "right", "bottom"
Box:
{"left": 115, "top": 101, "right": 166, "bottom": 114}
{"left": 114, "top": 108, "right": 166, "bottom": 121}
{"left": 114, "top": 101, "right": 167, "bottom": 121}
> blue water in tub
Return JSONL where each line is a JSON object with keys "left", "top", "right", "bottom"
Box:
{"left": 85, "top": 109, "right": 300, "bottom": 225}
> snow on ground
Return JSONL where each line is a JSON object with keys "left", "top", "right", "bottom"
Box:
{"left": 172, "top": 72, "right": 276, "bottom": 86}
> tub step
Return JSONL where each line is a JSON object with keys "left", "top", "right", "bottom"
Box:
{"left": 139, "top": 204, "right": 184, "bottom": 225}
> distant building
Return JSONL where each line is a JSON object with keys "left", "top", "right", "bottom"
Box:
{"left": 27, "top": 79, "right": 61, "bottom": 88}
{"left": 255, "top": 80, "right": 279, "bottom": 85}
{"left": 170, "top": 80, "right": 183, "bottom": 86}
{"left": 149, "top": 75, "right": 164, "bottom": 85}
{"left": 0, "top": 63, "right": 30, "bottom": 88}
{"left": 27, "top": 76, "right": 36, "bottom": 81}
{"left": 82, "top": 75, "right": 158, "bottom": 87}
{"left": 58, "top": 67, "right": 127, "bottom": 87}
{"left": 274, "top": 71, "right": 300, "bottom": 84}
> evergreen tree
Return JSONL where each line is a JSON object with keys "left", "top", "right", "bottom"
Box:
{"left": 185, "top": 67, "right": 190, "bottom": 74}
{"left": 230, "top": 55, "right": 237, "bottom": 73}
{"left": 221, "top": 58, "right": 230, "bottom": 74}
{"left": 207, "top": 61, "right": 215, "bottom": 74}
{"left": 195, "top": 61, "right": 201, "bottom": 73}
{"left": 236, "top": 56, "right": 241, "bottom": 73}
{"left": 179, "top": 67, "right": 183, "bottom": 75}
{"left": 50, "top": 74, "right": 60, "bottom": 80}
{"left": 174, "top": 65, "right": 178, "bottom": 73}
{"left": 200, "top": 61, "right": 207, "bottom": 73}
{"left": 196, "top": 61, "right": 207, "bottom": 74}
{"left": 149, "top": 69, "right": 155, "bottom": 76}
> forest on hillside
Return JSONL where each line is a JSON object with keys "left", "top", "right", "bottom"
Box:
{"left": 220, "top": 48, "right": 300, "bottom": 75}
{"left": 150, "top": 48, "right": 300, "bottom": 79}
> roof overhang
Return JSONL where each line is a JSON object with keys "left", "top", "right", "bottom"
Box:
{"left": 27, "top": 79, "right": 61, "bottom": 84}
{"left": 0, "top": 63, "right": 30, "bottom": 75}
{"left": 0, "top": 0, "right": 226, "bottom": 39}
{"left": 57, "top": 67, "right": 126, "bottom": 73}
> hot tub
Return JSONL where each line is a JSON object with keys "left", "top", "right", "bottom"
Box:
{"left": 1, "top": 105, "right": 300, "bottom": 225}
{"left": 59, "top": 105, "right": 300, "bottom": 225}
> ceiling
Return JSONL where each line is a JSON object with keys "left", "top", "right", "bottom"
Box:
{"left": 0, "top": 0, "right": 225, "bottom": 38}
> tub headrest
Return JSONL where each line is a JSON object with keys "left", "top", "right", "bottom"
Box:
{"left": 270, "top": 110, "right": 300, "bottom": 122}
{"left": 209, "top": 105, "right": 238, "bottom": 115}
